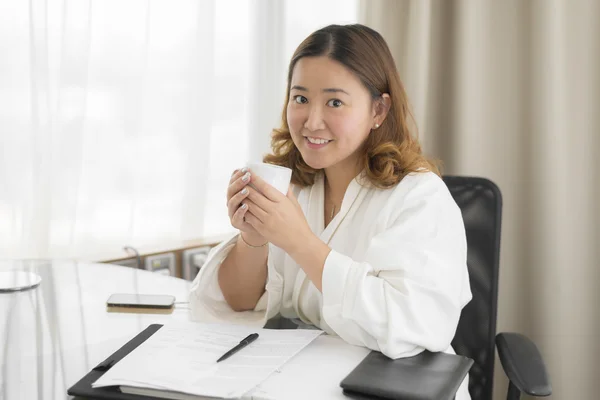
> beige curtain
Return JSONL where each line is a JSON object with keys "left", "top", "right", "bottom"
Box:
{"left": 360, "top": 0, "right": 599, "bottom": 399}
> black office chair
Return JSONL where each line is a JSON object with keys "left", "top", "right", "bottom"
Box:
{"left": 443, "top": 176, "right": 551, "bottom": 400}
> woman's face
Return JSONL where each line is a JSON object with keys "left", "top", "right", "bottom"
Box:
{"left": 287, "top": 56, "right": 378, "bottom": 172}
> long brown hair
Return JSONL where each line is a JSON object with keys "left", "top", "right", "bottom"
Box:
{"left": 263, "top": 24, "right": 439, "bottom": 188}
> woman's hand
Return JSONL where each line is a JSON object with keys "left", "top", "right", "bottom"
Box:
{"left": 243, "top": 172, "right": 332, "bottom": 291}
{"left": 243, "top": 173, "right": 331, "bottom": 290}
{"left": 242, "top": 173, "right": 315, "bottom": 254}
{"left": 226, "top": 168, "right": 267, "bottom": 246}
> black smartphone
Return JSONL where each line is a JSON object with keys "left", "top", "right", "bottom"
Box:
{"left": 106, "top": 293, "right": 175, "bottom": 309}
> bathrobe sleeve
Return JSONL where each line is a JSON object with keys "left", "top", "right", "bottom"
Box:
{"left": 188, "top": 233, "right": 284, "bottom": 327}
{"left": 321, "top": 173, "right": 472, "bottom": 359}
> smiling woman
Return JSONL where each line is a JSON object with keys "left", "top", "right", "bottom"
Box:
{"left": 266, "top": 24, "right": 439, "bottom": 189}
{"left": 287, "top": 56, "right": 380, "bottom": 171}
{"left": 190, "top": 23, "right": 472, "bottom": 400}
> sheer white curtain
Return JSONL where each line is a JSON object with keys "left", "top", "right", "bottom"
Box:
{"left": 0, "top": 0, "right": 358, "bottom": 259}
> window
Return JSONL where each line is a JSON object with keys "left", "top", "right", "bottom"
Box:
{"left": 0, "top": 0, "right": 357, "bottom": 259}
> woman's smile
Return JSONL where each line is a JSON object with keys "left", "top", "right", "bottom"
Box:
{"left": 304, "top": 136, "right": 333, "bottom": 149}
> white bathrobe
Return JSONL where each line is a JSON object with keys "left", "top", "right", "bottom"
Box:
{"left": 189, "top": 171, "right": 472, "bottom": 400}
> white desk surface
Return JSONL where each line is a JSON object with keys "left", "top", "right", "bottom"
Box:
{"left": 0, "top": 260, "right": 368, "bottom": 400}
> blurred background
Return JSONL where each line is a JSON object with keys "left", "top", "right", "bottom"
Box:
{"left": 0, "top": 0, "right": 598, "bottom": 398}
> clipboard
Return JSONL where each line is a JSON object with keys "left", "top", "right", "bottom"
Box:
{"left": 67, "top": 324, "right": 165, "bottom": 400}
{"left": 68, "top": 323, "right": 473, "bottom": 400}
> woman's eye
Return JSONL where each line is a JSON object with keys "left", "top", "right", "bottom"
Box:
{"left": 293, "top": 95, "right": 308, "bottom": 104}
{"left": 327, "top": 99, "right": 343, "bottom": 108}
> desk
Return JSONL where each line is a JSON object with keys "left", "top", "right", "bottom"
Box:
{"left": 0, "top": 260, "right": 191, "bottom": 400}
{"left": 0, "top": 260, "right": 369, "bottom": 400}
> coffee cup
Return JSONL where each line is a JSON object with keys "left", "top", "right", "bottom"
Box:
{"left": 246, "top": 162, "right": 292, "bottom": 195}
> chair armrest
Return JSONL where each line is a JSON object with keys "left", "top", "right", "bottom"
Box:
{"left": 495, "top": 332, "right": 551, "bottom": 397}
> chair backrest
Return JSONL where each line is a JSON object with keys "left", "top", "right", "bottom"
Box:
{"left": 443, "top": 176, "right": 502, "bottom": 400}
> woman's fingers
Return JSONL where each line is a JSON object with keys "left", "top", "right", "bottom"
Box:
{"left": 229, "top": 167, "right": 246, "bottom": 183}
{"left": 226, "top": 169, "right": 251, "bottom": 201}
{"left": 226, "top": 167, "right": 264, "bottom": 237}
{"left": 227, "top": 186, "right": 250, "bottom": 220}
{"left": 242, "top": 210, "right": 262, "bottom": 230}
{"left": 249, "top": 173, "right": 284, "bottom": 202}
{"left": 245, "top": 185, "right": 273, "bottom": 211}
{"left": 244, "top": 199, "right": 267, "bottom": 222}
{"left": 231, "top": 202, "right": 248, "bottom": 228}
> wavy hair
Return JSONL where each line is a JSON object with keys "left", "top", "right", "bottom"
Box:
{"left": 263, "top": 24, "right": 440, "bottom": 188}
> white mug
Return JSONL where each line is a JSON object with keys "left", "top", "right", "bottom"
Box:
{"left": 247, "top": 162, "right": 292, "bottom": 195}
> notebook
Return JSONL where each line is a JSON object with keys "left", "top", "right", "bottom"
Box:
{"left": 340, "top": 350, "right": 473, "bottom": 400}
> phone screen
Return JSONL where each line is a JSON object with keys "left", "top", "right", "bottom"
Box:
{"left": 106, "top": 293, "right": 175, "bottom": 309}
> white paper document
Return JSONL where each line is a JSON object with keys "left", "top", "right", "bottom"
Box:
{"left": 247, "top": 335, "right": 370, "bottom": 400}
{"left": 92, "top": 322, "right": 323, "bottom": 399}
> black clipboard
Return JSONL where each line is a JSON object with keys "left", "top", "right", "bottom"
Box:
{"left": 68, "top": 323, "right": 473, "bottom": 400}
{"left": 67, "top": 324, "right": 165, "bottom": 400}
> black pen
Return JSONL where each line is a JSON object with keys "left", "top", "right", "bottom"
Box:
{"left": 216, "top": 333, "right": 259, "bottom": 363}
